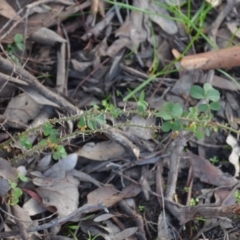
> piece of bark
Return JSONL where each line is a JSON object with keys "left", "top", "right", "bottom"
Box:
{"left": 172, "top": 46, "right": 240, "bottom": 70}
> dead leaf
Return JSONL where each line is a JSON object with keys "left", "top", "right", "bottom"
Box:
{"left": 29, "top": 27, "right": 67, "bottom": 46}
{"left": 0, "top": 158, "right": 17, "bottom": 181}
{"left": 184, "top": 153, "right": 238, "bottom": 186}
{"left": 227, "top": 22, "right": 240, "bottom": 39}
{"left": 149, "top": 2, "right": 178, "bottom": 35}
{"left": 30, "top": 154, "right": 79, "bottom": 217}
{"left": 94, "top": 213, "right": 116, "bottom": 222}
{"left": 36, "top": 175, "right": 79, "bottom": 217}
{"left": 87, "top": 184, "right": 141, "bottom": 210}
{"left": 0, "top": 0, "right": 20, "bottom": 20}
{"left": 77, "top": 140, "right": 125, "bottom": 161}
{"left": 112, "top": 227, "right": 138, "bottom": 240}
{"left": 3, "top": 93, "right": 42, "bottom": 128}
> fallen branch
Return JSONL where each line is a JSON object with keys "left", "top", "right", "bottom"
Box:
{"left": 172, "top": 46, "right": 240, "bottom": 71}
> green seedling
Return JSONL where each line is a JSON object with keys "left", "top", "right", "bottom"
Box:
{"left": 138, "top": 205, "right": 146, "bottom": 212}
{"left": 102, "top": 98, "right": 121, "bottom": 118}
{"left": 184, "top": 187, "right": 189, "bottom": 193}
{"left": 157, "top": 83, "right": 220, "bottom": 139}
{"left": 189, "top": 197, "right": 199, "bottom": 206}
{"left": 6, "top": 33, "right": 24, "bottom": 65}
{"left": 137, "top": 90, "right": 148, "bottom": 113}
{"left": 19, "top": 135, "right": 32, "bottom": 149}
{"left": 7, "top": 173, "right": 28, "bottom": 205}
{"left": 209, "top": 156, "right": 219, "bottom": 164}
{"left": 65, "top": 224, "right": 78, "bottom": 240}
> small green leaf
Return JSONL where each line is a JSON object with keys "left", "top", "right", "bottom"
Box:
{"left": 203, "top": 83, "right": 212, "bottom": 93}
{"left": 19, "top": 135, "right": 32, "bottom": 149}
{"left": 209, "top": 101, "right": 220, "bottom": 111}
{"left": 49, "top": 134, "right": 57, "bottom": 143}
{"left": 78, "top": 117, "right": 86, "bottom": 128}
{"left": 39, "top": 139, "right": 47, "bottom": 146}
{"left": 112, "top": 108, "right": 121, "bottom": 118}
{"left": 87, "top": 119, "right": 97, "bottom": 130}
{"left": 181, "top": 110, "right": 189, "bottom": 117}
{"left": 52, "top": 152, "right": 60, "bottom": 160}
{"left": 157, "top": 102, "right": 174, "bottom": 120}
{"left": 161, "top": 122, "right": 172, "bottom": 132}
{"left": 205, "top": 88, "right": 220, "bottom": 102}
{"left": 95, "top": 115, "right": 106, "bottom": 125}
{"left": 205, "top": 127, "right": 210, "bottom": 137}
{"left": 14, "top": 33, "right": 23, "bottom": 43}
{"left": 172, "top": 103, "right": 183, "bottom": 118}
{"left": 195, "top": 131, "right": 203, "bottom": 140}
{"left": 198, "top": 104, "right": 208, "bottom": 112}
{"left": 188, "top": 107, "right": 198, "bottom": 119}
{"left": 67, "top": 225, "right": 78, "bottom": 230}
{"left": 102, "top": 99, "right": 108, "bottom": 108}
{"left": 53, "top": 146, "right": 67, "bottom": 160}
{"left": 52, "top": 146, "right": 67, "bottom": 160}
{"left": 16, "top": 42, "right": 24, "bottom": 51}
{"left": 137, "top": 100, "right": 148, "bottom": 112}
{"left": 9, "top": 181, "right": 17, "bottom": 189}
{"left": 171, "top": 120, "right": 181, "bottom": 131}
{"left": 43, "top": 123, "right": 54, "bottom": 136}
{"left": 139, "top": 90, "right": 145, "bottom": 102}
{"left": 18, "top": 173, "right": 28, "bottom": 182}
{"left": 203, "top": 84, "right": 220, "bottom": 102}
{"left": 13, "top": 187, "right": 22, "bottom": 201}
{"left": 156, "top": 111, "right": 172, "bottom": 120}
{"left": 190, "top": 86, "right": 205, "bottom": 99}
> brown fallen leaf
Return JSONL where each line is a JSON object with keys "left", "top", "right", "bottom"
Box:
{"left": 0, "top": 0, "right": 20, "bottom": 20}
{"left": 172, "top": 46, "right": 240, "bottom": 70}
{"left": 183, "top": 152, "right": 238, "bottom": 187}
{"left": 87, "top": 184, "right": 141, "bottom": 211}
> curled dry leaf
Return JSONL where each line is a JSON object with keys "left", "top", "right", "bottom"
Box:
{"left": 94, "top": 213, "right": 116, "bottom": 222}
{"left": 36, "top": 176, "right": 79, "bottom": 217}
{"left": 149, "top": 1, "right": 178, "bottom": 35}
{"left": 29, "top": 27, "right": 67, "bottom": 46}
{"left": 32, "top": 154, "right": 79, "bottom": 217}
{"left": 0, "top": 0, "right": 20, "bottom": 20}
{"left": 183, "top": 153, "right": 238, "bottom": 185}
{"left": 3, "top": 93, "right": 42, "bottom": 128}
{"left": 77, "top": 140, "right": 125, "bottom": 161}
{"left": 87, "top": 184, "right": 141, "bottom": 211}
{"left": 17, "top": 85, "right": 60, "bottom": 108}
{"left": 112, "top": 227, "right": 139, "bottom": 240}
